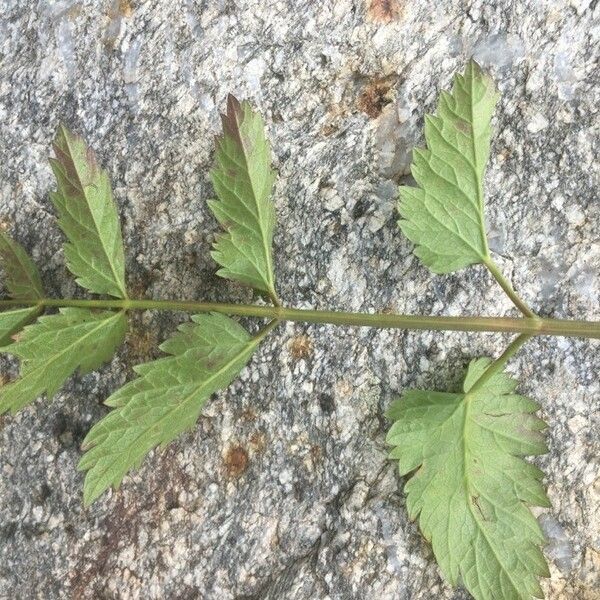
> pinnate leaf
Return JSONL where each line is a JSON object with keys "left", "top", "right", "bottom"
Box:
{"left": 50, "top": 126, "right": 127, "bottom": 298}
{"left": 79, "top": 313, "right": 270, "bottom": 505}
{"left": 0, "top": 308, "right": 127, "bottom": 414}
{"left": 398, "top": 60, "right": 498, "bottom": 273}
{"left": 386, "top": 358, "right": 549, "bottom": 600}
{"left": 209, "top": 95, "right": 277, "bottom": 301}
{"left": 0, "top": 230, "right": 44, "bottom": 299}
{"left": 0, "top": 307, "right": 40, "bottom": 346}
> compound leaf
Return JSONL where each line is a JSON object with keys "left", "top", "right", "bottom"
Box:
{"left": 0, "top": 231, "right": 44, "bottom": 299}
{"left": 0, "top": 307, "right": 40, "bottom": 346}
{"left": 387, "top": 358, "right": 549, "bottom": 600}
{"left": 50, "top": 126, "right": 127, "bottom": 298}
{"left": 398, "top": 60, "right": 498, "bottom": 273}
{"left": 79, "top": 313, "right": 271, "bottom": 506}
{"left": 0, "top": 308, "right": 127, "bottom": 415}
{"left": 209, "top": 95, "right": 277, "bottom": 301}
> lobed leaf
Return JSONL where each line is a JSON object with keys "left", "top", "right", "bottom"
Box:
{"left": 209, "top": 95, "right": 278, "bottom": 301}
{"left": 50, "top": 126, "right": 127, "bottom": 298}
{"left": 387, "top": 358, "right": 549, "bottom": 600}
{"left": 0, "top": 308, "right": 127, "bottom": 414}
{"left": 0, "top": 230, "right": 44, "bottom": 299}
{"left": 79, "top": 313, "right": 271, "bottom": 505}
{"left": 398, "top": 60, "right": 498, "bottom": 273}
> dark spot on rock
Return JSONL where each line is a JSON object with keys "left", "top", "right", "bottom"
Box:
{"left": 0, "top": 521, "right": 17, "bottom": 540}
{"left": 352, "top": 197, "right": 370, "bottom": 219}
{"left": 171, "top": 586, "right": 203, "bottom": 600}
{"left": 310, "top": 445, "right": 322, "bottom": 463}
{"left": 52, "top": 412, "right": 89, "bottom": 447}
{"left": 224, "top": 445, "right": 249, "bottom": 477}
{"left": 318, "top": 392, "right": 335, "bottom": 414}
{"left": 366, "top": 0, "right": 403, "bottom": 24}
{"left": 293, "top": 480, "right": 308, "bottom": 501}
{"left": 318, "top": 177, "right": 333, "bottom": 191}
{"left": 164, "top": 489, "right": 180, "bottom": 511}
{"left": 33, "top": 483, "right": 52, "bottom": 505}
{"left": 52, "top": 413, "right": 67, "bottom": 437}
{"left": 424, "top": 342, "right": 439, "bottom": 359}
{"left": 357, "top": 77, "right": 396, "bottom": 118}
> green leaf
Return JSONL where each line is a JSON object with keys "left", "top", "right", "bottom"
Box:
{"left": 50, "top": 126, "right": 127, "bottom": 298}
{"left": 398, "top": 60, "right": 498, "bottom": 273}
{"left": 209, "top": 95, "right": 278, "bottom": 301}
{"left": 386, "top": 358, "right": 550, "bottom": 600}
{"left": 0, "top": 308, "right": 127, "bottom": 415}
{"left": 0, "top": 231, "right": 44, "bottom": 299}
{"left": 0, "top": 307, "right": 40, "bottom": 346}
{"left": 79, "top": 313, "right": 271, "bottom": 505}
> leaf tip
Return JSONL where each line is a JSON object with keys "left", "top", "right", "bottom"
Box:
{"left": 220, "top": 93, "right": 244, "bottom": 142}
{"left": 226, "top": 93, "right": 242, "bottom": 117}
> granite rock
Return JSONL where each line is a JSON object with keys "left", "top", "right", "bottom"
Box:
{"left": 0, "top": 0, "right": 599, "bottom": 598}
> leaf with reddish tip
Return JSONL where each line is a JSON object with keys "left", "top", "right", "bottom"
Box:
{"left": 208, "top": 95, "right": 278, "bottom": 302}
{"left": 49, "top": 126, "right": 127, "bottom": 298}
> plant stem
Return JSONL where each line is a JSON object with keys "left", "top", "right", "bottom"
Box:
{"left": 0, "top": 298, "right": 599, "bottom": 339}
{"left": 484, "top": 257, "right": 537, "bottom": 318}
{"left": 468, "top": 333, "right": 533, "bottom": 394}
{"left": 255, "top": 318, "right": 281, "bottom": 340}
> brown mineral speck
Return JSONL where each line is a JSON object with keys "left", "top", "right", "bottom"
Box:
{"left": 366, "top": 0, "right": 403, "bottom": 23}
{"left": 224, "top": 446, "right": 249, "bottom": 477}
{"left": 289, "top": 335, "right": 313, "bottom": 360}
{"left": 239, "top": 407, "right": 258, "bottom": 421}
{"left": 119, "top": 0, "right": 134, "bottom": 17}
{"left": 357, "top": 77, "right": 397, "bottom": 119}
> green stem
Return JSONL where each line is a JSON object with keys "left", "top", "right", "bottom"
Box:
{"left": 468, "top": 333, "right": 533, "bottom": 394}
{"left": 0, "top": 298, "right": 599, "bottom": 339}
{"left": 484, "top": 257, "right": 537, "bottom": 318}
{"left": 255, "top": 318, "right": 281, "bottom": 340}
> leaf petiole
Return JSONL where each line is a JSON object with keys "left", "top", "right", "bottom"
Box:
{"left": 467, "top": 333, "right": 533, "bottom": 395}
{"left": 483, "top": 256, "right": 537, "bottom": 318}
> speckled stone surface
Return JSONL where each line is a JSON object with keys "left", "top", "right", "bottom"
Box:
{"left": 0, "top": 1, "right": 598, "bottom": 598}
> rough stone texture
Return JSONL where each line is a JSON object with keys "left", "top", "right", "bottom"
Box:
{"left": 0, "top": 1, "right": 598, "bottom": 598}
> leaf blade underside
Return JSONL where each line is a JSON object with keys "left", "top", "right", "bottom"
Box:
{"left": 0, "top": 307, "right": 41, "bottom": 346}
{"left": 398, "top": 60, "right": 498, "bottom": 273}
{"left": 386, "top": 358, "right": 549, "bottom": 600}
{"left": 209, "top": 95, "right": 277, "bottom": 300}
{"left": 0, "top": 308, "right": 127, "bottom": 415}
{"left": 79, "top": 313, "right": 266, "bottom": 506}
{"left": 0, "top": 231, "right": 44, "bottom": 300}
{"left": 49, "top": 126, "right": 127, "bottom": 298}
